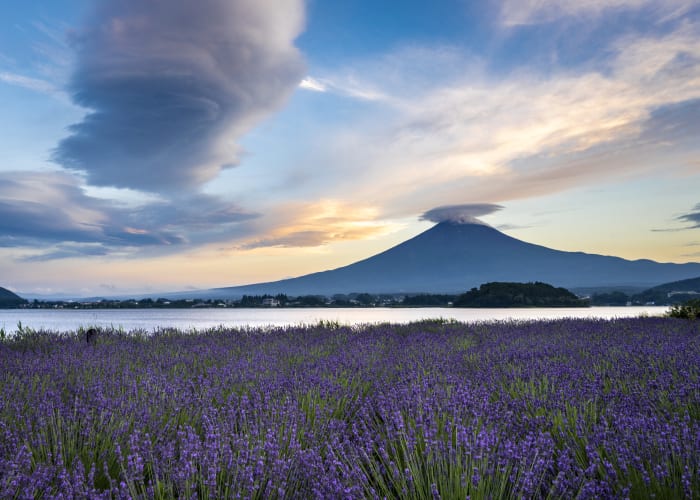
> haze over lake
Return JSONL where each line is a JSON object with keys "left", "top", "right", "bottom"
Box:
{"left": 0, "top": 307, "right": 669, "bottom": 333}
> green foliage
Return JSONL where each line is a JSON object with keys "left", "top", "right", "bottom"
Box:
{"left": 354, "top": 293, "right": 376, "bottom": 306}
{"left": 297, "top": 295, "right": 328, "bottom": 306}
{"left": 631, "top": 289, "right": 698, "bottom": 306}
{"left": 667, "top": 298, "right": 700, "bottom": 319}
{"left": 454, "top": 282, "right": 588, "bottom": 308}
{"left": 239, "top": 294, "right": 289, "bottom": 307}
{"left": 590, "top": 291, "right": 629, "bottom": 306}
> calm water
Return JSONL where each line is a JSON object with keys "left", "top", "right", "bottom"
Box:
{"left": 0, "top": 306, "right": 669, "bottom": 333}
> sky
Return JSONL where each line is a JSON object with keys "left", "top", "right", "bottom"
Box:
{"left": 1, "top": 0, "right": 699, "bottom": 297}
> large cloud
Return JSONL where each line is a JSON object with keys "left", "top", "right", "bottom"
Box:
{"left": 291, "top": 20, "right": 700, "bottom": 219}
{"left": 54, "top": 0, "right": 305, "bottom": 191}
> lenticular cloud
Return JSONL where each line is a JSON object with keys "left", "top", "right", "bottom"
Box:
{"left": 421, "top": 203, "right": 504, "bottom": 224}
{"left": 55, "top": 0, "right": 306, "bottom": 192}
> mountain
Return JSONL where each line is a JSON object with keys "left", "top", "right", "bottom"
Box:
{"left": 0, "top": 287, "right": 28, "bottom": 308}
{"left": 644, "top": 275, "right": 700, "bottom": 293}
{"left": 204, "top": 222, "right": 700, "bottom": 298}
{"left": 631, "top": 275, "right": 700, "bottom": 305}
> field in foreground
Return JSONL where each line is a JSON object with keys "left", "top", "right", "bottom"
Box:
{"left": 1, "top": 318, "right": 699, "bottom": 499}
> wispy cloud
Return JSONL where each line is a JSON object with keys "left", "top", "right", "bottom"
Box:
{"left": 676, "top": 203, "right": 700, "bottom": 228}
{"left": 54, "top": 0, "right": 306, "bottom": 192}
{"left": 299, "top": 77, "right": 327, "bottom": 92}
{"left": 297, "top": 74, "right": 389, "bottom": 101}
{"left": 19, "top": 243, "right": 110, "bottom": 262}
{"left": 237, "top": 199, "right": 397, "bottom": 250}
{"left": 292, "top": 21, "right": 700, "bottom": 220}
{"left": 0, "top": 18, "right": 75, "bottom": 96}
{"left": 496, "top": 223, "right": 533, "bottom": 231}
{"left": 651, "top": 203, "right": 700, "bottom": 231}
{"left": 0, "top": 71, "right": 59, "bottom": 94}
{"left": 500, "top": 0, "right": 695, "bottom": 26}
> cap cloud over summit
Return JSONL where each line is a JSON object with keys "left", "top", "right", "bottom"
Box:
{"left": 421, "top": 204, "right": 504, "bottom": 225}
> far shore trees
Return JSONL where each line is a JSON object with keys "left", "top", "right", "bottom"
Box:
{"left": 454, "top": 282, "right": 588, "bottom": 308}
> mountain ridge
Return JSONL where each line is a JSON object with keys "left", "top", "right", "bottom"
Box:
{"left": 646, "top": 275, "right": 700, "bottom": 293}
{"left": 0, "top": 286, "right": 27, "bottom": 307}
{"left": 196, "top": 222, "right": 700, "bottom": 298}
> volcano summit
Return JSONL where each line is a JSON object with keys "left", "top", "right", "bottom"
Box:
{"left": 205, "top": 222, "right": 700, "bottom": 298}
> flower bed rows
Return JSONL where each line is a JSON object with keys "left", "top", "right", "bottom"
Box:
{"left": 1, "top": 318, "right": 698, "bottom": 498}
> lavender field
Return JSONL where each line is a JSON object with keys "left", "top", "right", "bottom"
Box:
{"left": 1, "top": 318, "right": 699, "bottom": 499}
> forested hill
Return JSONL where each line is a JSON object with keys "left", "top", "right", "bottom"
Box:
{"left": 630, "top": 275, "right": 700, "bottom": 305}
{"left": 454, "top": 282, "right": 588, "bottom": 308}
{"left": 0, "top": 287, "right": 27, "bottom": 308}
{"left": 646, "top": 276, "right": 700, "bottom": 293}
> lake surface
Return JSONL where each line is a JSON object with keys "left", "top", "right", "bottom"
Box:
{"left": 0, "top": 306, "right": 669, "bottom": 333}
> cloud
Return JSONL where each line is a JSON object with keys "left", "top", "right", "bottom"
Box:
{"left": 125, "top": 194, "right": 259, "bottom": 246}
{"left": 237, "top": 199, "right": 397, "bottom": 249}
{"left": 54, "top": 0, "right": 306, "bottom": 192}
{"left": 0, "top": 172, "right": 111, "bottom": 245}
{"left": 0, "top": 72, "right": 59, "bottom": 94}
{"left": 19, "top": 244, "right": 110, "bottom": 262}
{"left": 500, "top": 0, "right": 695, "bottom": 26}
{"left": 299, "top": 77, "right": 327, "bottom": 92}
{"left": 0, "top": 171, "right": 257, "bottom": 259}
{"left": 651, "top": 203, "right": 700, "bottom": 231}
{"left": 496, "top": 223, "right": 532, "bottom": 231}
{"left": 0, "top": 20, "right": 75, "bottom": 99}
{"left": 297, "top": 74, "right": 390, "bottom": 101}
{"left": 242, "top": 231, "right": 330, "bottom": 249}
{"left": 676, "top": 203, "right": 700, "bottom": 228}
{"left": 291, "top": 21, "right": 700, "bottom": 219}
{"left": 421, "top": 204, "right": 504, "bottom": 225}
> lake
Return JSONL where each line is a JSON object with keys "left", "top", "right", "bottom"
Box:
{"left": 0, "top": 306, "right": 669, "bottom": 333}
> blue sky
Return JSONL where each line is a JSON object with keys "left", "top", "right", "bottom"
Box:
{"left": 1, "top": 0, "right": 699, "bottom": 296}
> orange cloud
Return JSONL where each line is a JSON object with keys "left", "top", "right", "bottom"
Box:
{"left": 235, "top": 199, "right": 400, "bottom": 250}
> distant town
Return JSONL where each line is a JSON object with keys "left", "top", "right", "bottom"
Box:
{"left": 14, "top": 293, "right": 447, "bottom": 310}
{"left": 4, "top": 277, "right": 700, "bottom": 310}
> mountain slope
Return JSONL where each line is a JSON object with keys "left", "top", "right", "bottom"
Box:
{"left": 0, "top": 287, "right": 27, "bottom": 307}
{"left": 645, "top": 275, "right": 700, "bottom": 293}
{"left": 207, "top": 222, "right": 700, "bottom": 297}
{"left": 631, "top": 275, "right": 700, "bottom": 305}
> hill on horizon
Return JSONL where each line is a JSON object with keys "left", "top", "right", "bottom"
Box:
{"left": 454, "top": 281, "right": 587, "bottom": 308}
{"left": 645, "top": 275, "right": 700, "bottom": 293}
{"left": 630, "top": 275, "right": 700, "bottom": 305}
{"left": 0, "top": 287, "right": 27, "bottom": 308}
{"left": 191, "top": 222, "right": 700, "bottom": 299}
